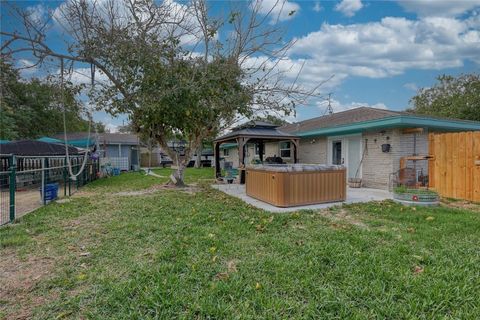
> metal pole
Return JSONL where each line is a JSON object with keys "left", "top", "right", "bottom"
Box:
{"left": 9, "top": 155, "right": 16, "bottom": 222}
{"left": 63, "top": 157, "right": 67, "bottom": 196}
{"left": 41, "top": 158, "right": 46, "bottom": 205}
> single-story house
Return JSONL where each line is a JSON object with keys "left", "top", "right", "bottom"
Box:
{"left": 52, "top": 132, "right": 140, "bottom": 171}
{"left": 215, "top": 107, "right": 480, "bottom": 189}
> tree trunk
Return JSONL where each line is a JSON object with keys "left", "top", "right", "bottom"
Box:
{"left": 171, "top": 159, "right": 187, "bottom": 187}
{"left": 194, "top": 144, "right": 203, "bottom": 168}
{"left": 155, "top": 134, "right": 202, "bottom": 187}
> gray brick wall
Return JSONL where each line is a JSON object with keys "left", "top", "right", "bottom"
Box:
{"left": 298, "top": 137, "right": 328, "bottom": 164}
{"left": 361, "top": 130, "right": 394, "bottom": 189}
{"left": 362, "top": 128, "right": 429, "bottom": 189}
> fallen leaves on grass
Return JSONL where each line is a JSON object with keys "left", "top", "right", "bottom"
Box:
{"left": 215, "top": 272, "right": 229, "bottom": 281}
{"left": 227, "top": 260, "right": 238, "bottom": 273}
{"left": 413, "top": 265, "right": 424, "bottom": 275}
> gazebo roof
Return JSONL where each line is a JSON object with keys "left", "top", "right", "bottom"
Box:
{"left": 215, "top": 121, "right": 298, "bottom": 143}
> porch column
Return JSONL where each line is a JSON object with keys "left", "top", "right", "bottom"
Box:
{"left": 237, "top": 137, "right": 246, "bottom": 166}
{"left": 214, "top": 142, "right": 221, "bottom": 178}
{"left": 259, "top": 141, "right": 264, "bottom": 162}
{"left": 291, "top": 139, "right": 299, "bottom": 163}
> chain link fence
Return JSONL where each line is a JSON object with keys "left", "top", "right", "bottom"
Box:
{"left": 0, "top": 154, "right": 100, "bottom": 226}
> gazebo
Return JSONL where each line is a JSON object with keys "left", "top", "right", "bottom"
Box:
{"left": 213, "top": 121, "right": 300, "bottom": 179}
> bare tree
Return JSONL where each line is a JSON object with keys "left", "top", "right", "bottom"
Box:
{"left": 1, "top": 0, "right": 329, "bottom": 186}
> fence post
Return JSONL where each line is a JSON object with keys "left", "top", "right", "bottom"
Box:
{"left": 9, "top": 155, "right": 16, "bottom": 222}
{"left": 83, "top": 160, "right": 87, "bottom": 186}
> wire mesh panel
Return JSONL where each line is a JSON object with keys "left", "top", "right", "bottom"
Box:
{"left": 0, "top": 170, "right": 10, "bottom": 226}
{"left": 15, "top": 156, "right": 46, "bottom": 218}
{"left": 0, "top": 156, "right": 12, "bottom": 225}
{"left": 102, "top": 157, "right": 129, "bottom": 171}
{"left": 0, "top": 154, "right": 100, "bottom": 225}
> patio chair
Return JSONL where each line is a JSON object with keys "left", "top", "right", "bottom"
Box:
{"left": 225, "top": 168, "right": 238, "bottom": 184}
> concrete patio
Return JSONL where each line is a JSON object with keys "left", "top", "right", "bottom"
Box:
{"left": 211, "top": 184, "right": 392, "bottom": 213}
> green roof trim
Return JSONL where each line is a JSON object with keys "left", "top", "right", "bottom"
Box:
{"left": 297, "top": 115, "right": 480, "bottom": 138}
{"left": 220, "top": 143, "right": 238, "bottom": 149}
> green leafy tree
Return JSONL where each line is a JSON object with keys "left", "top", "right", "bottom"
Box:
{"left": 409, "top": 74, "right": 480, "bottom": 121}
{"left": 0, "top": 59, "right": 105, "bottom": 140}
{"left": 252, "top": 115, "right": 290, "bottom": 126}
{"left": 2, "top": 0, "right": 324, "bottom": 185}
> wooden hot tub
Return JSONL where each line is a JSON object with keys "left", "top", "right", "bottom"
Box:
{"left": 246, "top": 164, "right": 346, "bottom": 207}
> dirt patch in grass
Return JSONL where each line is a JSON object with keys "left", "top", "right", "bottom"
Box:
{"left": 113, "top": 183, "right": 200, "bottom": 196}
{"left": 0, "top": 249, "right": 56, "bottom": 319}
{"left": 317, "top": 208, "right": 369, "bottom": 229}
{"left": 442, "top": 200, "right": 480, "bottom": 212}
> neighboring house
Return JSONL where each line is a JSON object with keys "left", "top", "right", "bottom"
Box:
{"left": 52, "top": 132, "right": 140, "bottom": 171}
{"left": 218, "top": 107, "right": 480, "bottom": 189}
{"left": 140, "top": 143, "right": 214, "bottom": 168}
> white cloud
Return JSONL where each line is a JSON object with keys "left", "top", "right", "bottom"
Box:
{"left": 403, "top": 82, "right": 418, "bottom": 91}
{"left": 335, "top": 0, "right": 363, "bottom": 17}
{"left": 104, "top": 123, "right": 119, "bottom": 133}
{"left": 313, "top": 2, "right": 322, "bottom": 13}
{"left": 398, "top": 0, "right": 480, "bottom": 17}
{"left": 256, "top": 0, "right": 300, "bottom": 22}
{"left": 26, "top": 4, "right": 48, "bottom": 23}
{"left": 16, "top": 59, "right": 39, "bottom": 78}
{"left": 291, "top": 16, "right": 480, "bottom": 79}
{"left": 66, "top": 67, "right": 110, "bottom": 86}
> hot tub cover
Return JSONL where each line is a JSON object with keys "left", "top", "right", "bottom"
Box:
{"left": 247, "top": 164, "right": 345, "bottom": 172}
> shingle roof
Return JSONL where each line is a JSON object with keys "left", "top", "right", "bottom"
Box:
{"left": 98, "top": 133, "right": 139, "bottom": 145}
{"left": 215, "top": 127, "right": 297, "bottom": 143}
{"left": 52, "top": 132, "right": 140, "bottom": 145}
{"left": 234, "top": 120, "right": 279, "bottom": 130}
{"left": 281, "top": 107, "right": 403, "bottom": 134}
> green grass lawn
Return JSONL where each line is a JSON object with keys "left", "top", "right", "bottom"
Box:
{"left": 1, "top": 168, "right": 479, "bottom": 319}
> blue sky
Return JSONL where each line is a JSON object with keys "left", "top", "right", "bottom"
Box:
{"left": 2, "top": 0, "right": 480, "bottom": 131}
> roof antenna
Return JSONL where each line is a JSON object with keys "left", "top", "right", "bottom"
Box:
{"left": 326, "top": 93, "right": 333, "bottom": 115}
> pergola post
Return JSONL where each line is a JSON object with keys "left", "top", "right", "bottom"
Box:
{"left": 214, "top": 142, "right": 221, "bottom": 178}
{"left": 259, "top": 141, "right": 264, "bottom": 162}
{"left": 237, "top": 137, "right": 249, "bottom": 166}
{"left": 291, "top": 139, "right": 300, "bottom": 163}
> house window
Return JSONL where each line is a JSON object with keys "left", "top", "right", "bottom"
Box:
{"left": 279, "top": 141, "right": 291, "bottom": 158}
{"left": 223, "top": 148, "right": 230, "bottom": 156}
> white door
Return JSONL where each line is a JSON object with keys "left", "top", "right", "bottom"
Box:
{"left": 328, "top": 135, "right": 362, "bottom": 179}
{"left": 347, "top": 136, "right": 362, "bottom": 179}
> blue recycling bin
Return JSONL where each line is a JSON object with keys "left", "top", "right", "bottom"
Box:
{"left": 41, "top": 183, "right": 59, "bottom": 203}
{"left": 112, "top": 168, "right": 121, "bottom": 176}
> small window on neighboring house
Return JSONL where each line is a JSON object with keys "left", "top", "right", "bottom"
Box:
{"left": 279, "top": 141, "right": 291, "bottom": 158}
{"left": 223, "top": 148, "right": 229, "bottom": 156}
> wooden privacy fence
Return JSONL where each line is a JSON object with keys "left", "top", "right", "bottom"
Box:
{"left": 429, "top": 131, "right": 480, "bottom": 202}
